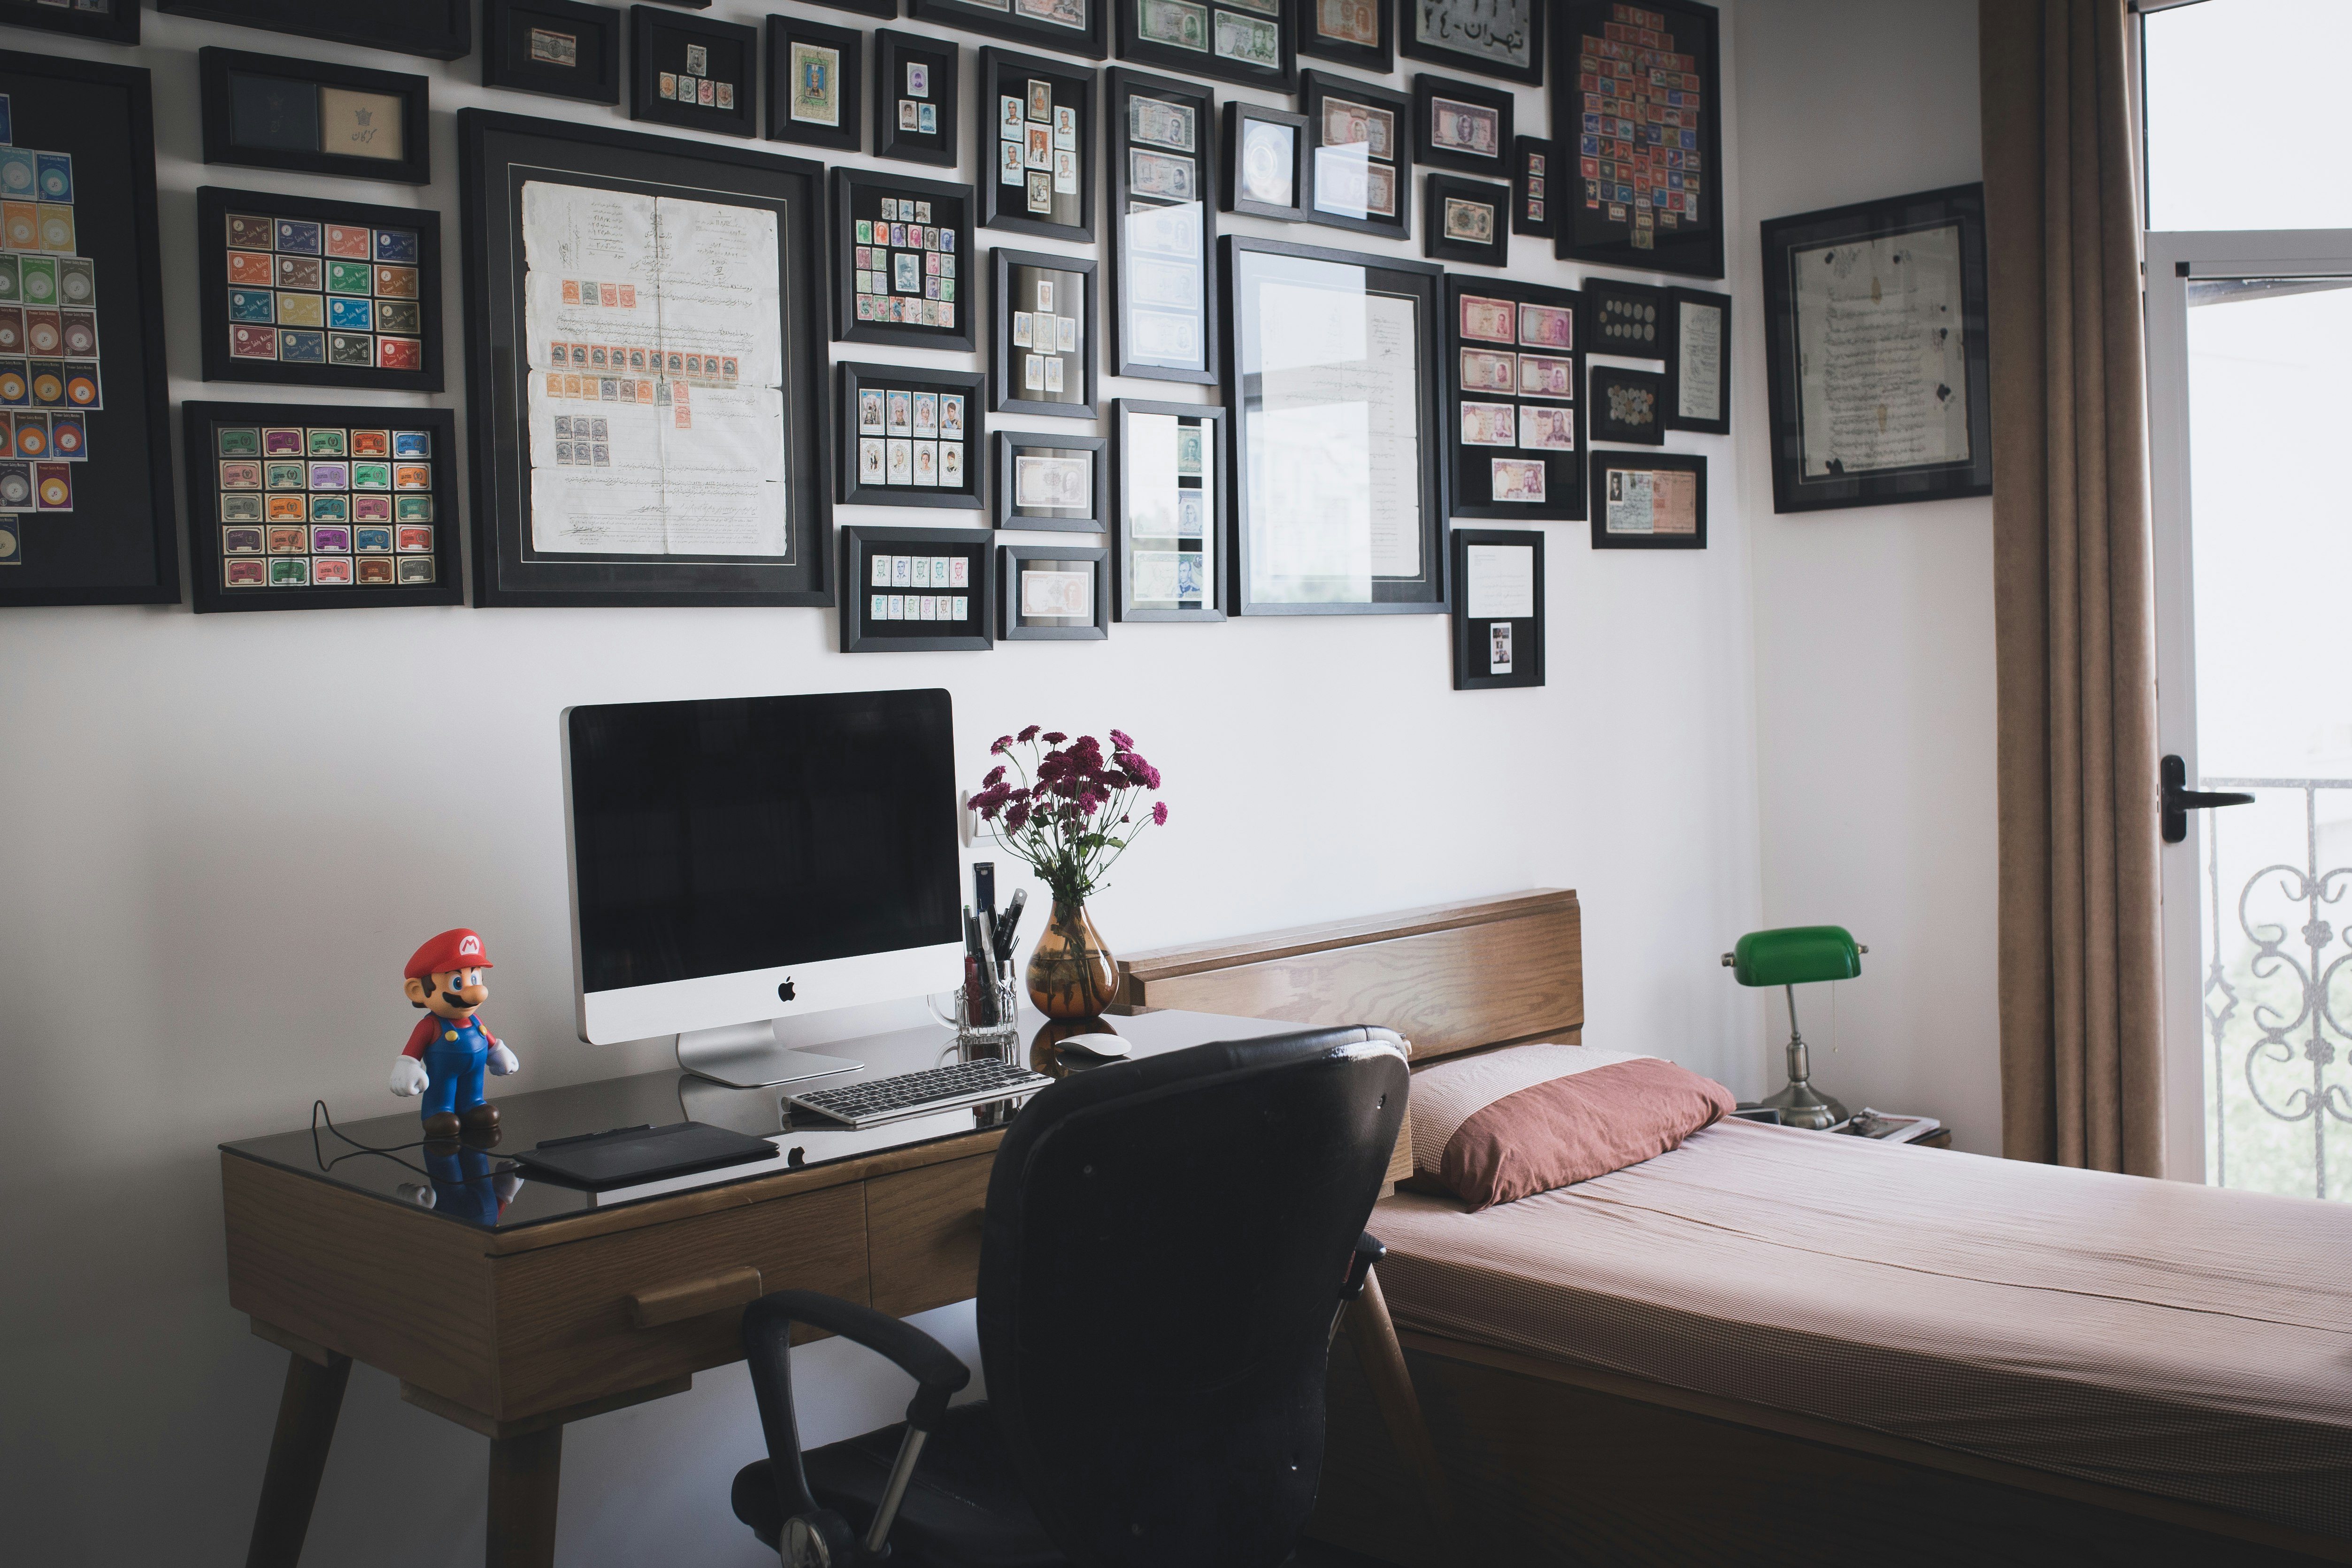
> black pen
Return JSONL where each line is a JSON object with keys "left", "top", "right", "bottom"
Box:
{"left": 994, "top": 888, "right": 1027, "bottom": 965}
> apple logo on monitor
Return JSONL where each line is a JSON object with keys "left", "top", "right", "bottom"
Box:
{"left": 778, "top": 979, "right": 796, "bottom": 1002}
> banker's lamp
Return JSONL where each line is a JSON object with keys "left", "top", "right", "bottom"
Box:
{"left": 1721, "top": 925, "right": 1867, "bottom": 1130}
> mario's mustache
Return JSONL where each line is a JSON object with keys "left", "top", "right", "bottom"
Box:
{"left": 442, "top": 991, "right": 481, "bottom": 1008}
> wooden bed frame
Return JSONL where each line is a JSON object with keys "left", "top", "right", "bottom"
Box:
{"left": 1115, "top": 890, "right": 2348, "bottom": 1568}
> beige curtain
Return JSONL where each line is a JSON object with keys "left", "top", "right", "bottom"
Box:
{"left": 1980, "top": 0, "right": 2165, "bottom": 1176}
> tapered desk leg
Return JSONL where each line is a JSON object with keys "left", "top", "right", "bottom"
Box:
{"left": 245, "top": 1348, "right": 353, "bottom": 1568}
{"left": 486, "top": 1425, "right": 563, "bottom": 1568}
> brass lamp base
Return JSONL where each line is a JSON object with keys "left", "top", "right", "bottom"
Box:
{"left": 1747, "top": 1079, "right": 1849, "bottom": 1131}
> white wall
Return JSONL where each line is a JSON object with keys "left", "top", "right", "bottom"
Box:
{"left": 0, "top": 7, "right": 1768, "bottom": 1564}
{"left": 1731, "top": 0, "right": 2000, "bottom": 1150}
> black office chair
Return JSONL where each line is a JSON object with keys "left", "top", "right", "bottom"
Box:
{"left": 731, "top": 1025, "right": 1411, "bottom": 1568}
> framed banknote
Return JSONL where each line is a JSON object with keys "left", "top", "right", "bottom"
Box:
{"left": 1402, "top": 0, "right": 1541, "bottom": 85}
{"left": 484, "top": 0, "right": 623, "bottom": 106}
{"left": 766, "top": 13, "right": 862, "bottom": 154}
{"left": 1450, "top": 527, "right": 1543, "bottom": 690}
{"left": 1409, "top": 71, "right": 1510, "bottom": 177}
{"left": 1116, "top": 0, "right": 1292, "bottom": 92}
{"left": 1553, "top": 0, "right": 1722, "bottom": 278}
{"left": 913, "top": 0, "right": 1107, "bottom": 61}
{"left": 994, "top": 430, "right": 1106, "bottom": 532}
{"left": 1443, "top": 274, "right": 1582, "bottom": 522}
{"left": 976, "top": 48, "right": 1095, "bottom": 243}
{"left": 1293, "top": 0, "right": 1388, "bottom": 74}
{"left": 1422, "top": 172, "right": 1506, "bottom": 266}
{"left": 1108, "top": 67, "right": 1215, "bottom": 384}
{"left": 837, "top": 361, "right": 985, "bottom": 510}
{"left": 990, "top": 247, "right": 1097, "bottom": 418}
{"left": 1298, "top": 69, "right": 1411, "bottom": 240}
{"left": 999, "top": 540, "right": 1108, "bottom": 641}
{"left": 1590, "top": 448, "right": 1704, "bottom": 549}
{"left": 1113, "top": 397, "right": 1224, "bottom": 621}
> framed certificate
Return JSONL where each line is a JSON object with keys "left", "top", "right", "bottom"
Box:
{"left": 1553, "top": 0, "right": 1722, "bottom": 279}
{"left": 977, "top": 48, "right": 1096, "bottom": 243}
{"left": 1114, "top": 398, "right": 1224, "bottom": 622}
{"left": 1110, "top": 68, "right": 1216, "bottom": 384}
{"left": 1663, "top": 284, "right": 1729, "bottom": 434}
{"left": 1443, "top": 275, "right": 1582, "bottom": 522}
{"left": 1000, "top": 542, "right": 1109, "bottom": 641}
{"left": 837, "top": 361, "right": 985, "bottom": 510}
{"left": 1450, "top": 528, "right": 1544, "bottom": 691}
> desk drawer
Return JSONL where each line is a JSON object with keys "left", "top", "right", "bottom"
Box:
{"left": 489, "top": 1184, "right": 867, "bottom": 1420}
{"left": 869, "top": 1154, "right": 992, "bottom": 1318}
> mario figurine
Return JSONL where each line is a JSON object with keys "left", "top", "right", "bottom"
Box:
{"left": 390, "top": 928, "right": 519, "bottom": 1140}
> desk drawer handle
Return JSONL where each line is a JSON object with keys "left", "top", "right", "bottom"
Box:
{"left": 627, "top": 1265, "right": 764, "bottom": 1329}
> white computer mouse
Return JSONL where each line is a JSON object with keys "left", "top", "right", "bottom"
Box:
{"left": 1056, "top": 1032, "right": 1130, "bottom": 1059}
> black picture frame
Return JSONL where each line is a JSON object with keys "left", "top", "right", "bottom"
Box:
{"left": 873, "top": 30, "right": 960, "bottom": 167}
{"left": 158, "top": 1, "right": 471, "bottom": 60}
{"left": 837, "top": 360, "right": 984, "bottom": 509}
{"left": 484, "top": 0, "right": 623, "bottom": 106}
{"left": 913, "top": 0, "right": 1106, "bottom": 61}
{"left": 990, "top": 247, "right": 1097, "bottom": 418}
{"left": 1449, "top": 527, "right": 1543, "bottom": 690}
{"left": 1662, "top": 283, "right": 1728, "bottom": 434}
{"left": 1222, "top": 100, "right": 1306, "bottom": 221}
{"left": 0, "top": 0, "right": 140, "bottom": 44}
{"left": 1553, "top": 0, "right": 1722, "bottom": 279}
{"left": 180, "top": 401, "right": 462, "bottom": 612}
{"left": 831, "top": 166, "right": 975, "bottom": 351}
{"left": 198, "top": 185, "right": 444, "bottom": 393}
{"left": 1443, "top": 274, "right": 1581, "bottom": 522}
{"left": 1292, "top": 0, "right": 1387, "bottom": 73}
{"left": 199, "top": 48, "right": 431, "bottom": 186}
{"left": 1401, "top": 0, "right": 1541, "bottom": 85}
{"left": 1114, "top": 0, "right": 1292, "bottom": 91}
{"left": 999, "top": 541, "right": 1108, "bottom": 640}
{"left": 1108, "top": 68, "right": 1216, "bottom": 385}
{"left": 1113, "top": 396, "right": 1224, "bottom": 621}
{"left": 458, "top": 108, "right": 832, "bottom": 608}
{"left": 976, "top": 48, "right": 1096, "bottom": 242}
{"left": 1409, "top": 71, "right": 1510, "bottom": 176}
{"left": 994, "top": 430, "right": 1106, "bottom": 532}
{"left": 1422, "top": 172, "right": 1507, "bottom": 266}
{"left": 0, "top": 48, "right": 176, "bottom": 607}
{"left": 1298, "top": 70, "right": 1411, "bottom": 240}
{"left": 1590, "top": 447, "right": 1705, "bottom": 549}
{"left": 842, "top": 523, "right": 994, "bottom": 651}
{"left": 630, "top": 5, "right": 758, "bottom": 138}
{"left": 1222, "top": 233, "right": 1444, "bottom": 616}
{"left": 765, "top": 12, "right": 862, "bottom": 153}
{"left": 1588, "top": 362, "right": 1664, "bottom": 445}
{"left": 1511, "top": 133, "right": 1553, "bottom": 237}
{"left": 806, "top": 0, "right": 895, "bottom": 19}
{"left": 1584, "top": 275, "right": 1667, "bottom": 359}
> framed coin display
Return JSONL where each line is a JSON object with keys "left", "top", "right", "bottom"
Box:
{"left": 1511, "top": 132, "right": 1553, "bottom": 237}
{"left": 1292, "top": 0, "right": 1387, "bottom": 74}
{"left": 977, "top": 48, "right": 1095, "bottom": 243}
{"left": 1422, "top": 172, "right": 1506, "bottom": 266}
{"left": 630, "top": 5, "right": 757, "bottom": 138}
{"left": 832, "top": 166, "right": 975, "bottom": 351}
{"left": 994, "top": 430, "right": 1106, "bottom": 532}
{"left": 1222, "top": 100, "right": 1306, "bottom": 222}
{"left": 1443, "top": 273, "right": 1582, "bottom": 522}
{"left": 1109, "top": 67, "right": 1214, "bottom": 384}
{"left": 198, "top": 185, "right": 442, "bottom": 392}
{"left": 874, "top": 29, "right": 960, "bottom": 167}
{"left": 841, "top": 523, "right": 994, "bottom": 653}
{"left": 1113, "top": 397, "right": 1223, "bottom": 621}
{"left": 1298, "top": 70, "right": 1410, "bottom": 240}
{"left": 1409, "top": 71, "right": 1510, "bottom": 177}
{"left": 1116, "top": 0, "right": 1292, "bottom": 92}
{"left": 1553, "top": 0, "right": 1722, "bottom": 279}
{"left": 989, "top": 247, "right": 1096, "bottom": 418}
{"left": 1402, "top": 0, "right": 1542, "bottom": 86}
{"left": 198, "top": 47, "right": 431, "bottom": 185}
{"left": 157, "top": 0, "right": 471, "bottom": 61}
{"left": 912, "top": 0, "right": 1107, "bottom": 61}
{"left": 1587, "top": 361, "right": 1664, "bottom": 444}
{"left": 1583, "top": 274, "right": 1666, "bottom": 359}
{"left": 766, "top": 13, "right": 862, "bottom": 154}
{"left": 999, "top": 540, "right": 1108, "bottom": 641}
{"left": 837, "top": 360, "right": 984, "bottom": 510}
{"left": 483, "top": 0, "right": 623, "bottom": 106}
{"left": 1449, "top": 527, "right": 1543, "bottom": 690}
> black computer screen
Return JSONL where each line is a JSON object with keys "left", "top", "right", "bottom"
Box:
{"left": 566, "top": 689, "right": 961, "bottom": 992}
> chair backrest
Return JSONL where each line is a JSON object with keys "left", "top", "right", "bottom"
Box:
{"left": 976, "top": 1026, "right": 1410, "bottom": 1568}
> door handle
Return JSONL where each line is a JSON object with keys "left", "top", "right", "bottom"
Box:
{"left": 2161, "top": 754, "right": 2254, "bottom": 843}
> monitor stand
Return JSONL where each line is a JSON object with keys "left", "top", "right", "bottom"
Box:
{"left": 676, "top": 1020, "right": 862, "bottom": 1089}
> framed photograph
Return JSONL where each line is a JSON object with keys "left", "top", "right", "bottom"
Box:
{"left": 1115, "top": 0, "right": 1291, "bottom": 92}
{"left": 1409, "top": 72, "right": 1509, "bottom": 176}
{"left": 199, "top": 48, "right": 430, "bottom": 186}
{"left": 1222, "top": 100, "right": 1304, "bottom": 221}
{"left": 1663, "top": 283, "right": 1727, "bottom": 434}
{"left": 1763, "top": 184, "right": 1991, "bottom": 513}
{"left": 1402, "top": 0, "right": 1541, "bottom": 85}
{"left": 913, "top": 0, "right": 1105, "bottom": 61}
{"left": 874, "top": 30, "right": 959, "bottom": 167}
{"left": 838, "top": 360, "right": 984, "bottom": 510}
{"left": 990, "top": 248, "right": 1096, "bottom": 418}
{"left": 994, "top": 430, "right": 1106, "bottom": 532}
{"left": 1584, "top": 275, "right": 1666, "bottom": 359}
{"left": 457, "top": 109, "right": 831, "bottom": 607}
{"left": 1450, "top": 527, "right": 1542, "bottom": 690}
{"left": 1113, "top": 397, "right": 1223, "bottom": 621}
{"left": 977, "top": 48, "right": 1095, "bottom": 243}
{"left": 0, "top": 48, "right": 177, "bottom": 607}
{"left": 1000, "top": 541, "right": 1108, "bottom": 640}
{"left": 630, "top": 6, "right": 756, "bottom": 138}
{"left": 1443, "top": 275, "right": 1581, "bottom": 522}
{"left": 1222, "top": 233, "right": 1443, "bottom": 616}
{"left": 841, "top": 523, "right": 993, "bottom": 652}
{"left": 1293, "top": 0, "right": 1386, "bottom": 73}
{"left": 1553, "top": 0, "right": 1722, "bottom": 279}
{"left": 1590, "top": 448, "right": 1704, "bottom": 549}
{"left": 832, "top": 166, "right": 975, "bottom": 351}
{"left": 1587, "top": 362, "right": 1663, "bottom": 444}
{"left": 198, "top": 186, "right": 442, "bottom": 393}
{"left": 1511, "top": 133, "right": 1552, "bottom": 237}
{"left": 484, "top": 0, "right": 622, "bottom": 106}
{"left": 1298, "top": 70, "right": 1411, "bottom": 240}
{"left": 765, "top": 13, "right": 861, "bottom": 153}
{"left": 1109, "top": 68, "right": 1214, "bottom": 385}
{"left": 1422, "top": 173, "right": 1506, "bottom": 266}
{"left": 0, "top": 0, "right": 140, "bottom": 44}
{"left": 157, "top": 1, "right": 471, "bottom": 60}
{"left": 181, "top": 401, "right": 461, "bottom": 612}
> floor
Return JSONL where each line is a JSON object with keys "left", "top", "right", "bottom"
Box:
{"left": 1292, "top": 1541, "right": 1397, "bottom": 1567}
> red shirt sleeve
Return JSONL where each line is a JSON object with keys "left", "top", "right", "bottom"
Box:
{"left": 402, "top": 1015, "right": 438, "bottom": 1059}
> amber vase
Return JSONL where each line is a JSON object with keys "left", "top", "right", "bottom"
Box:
{"left": 1026, "top": 900, "right": 1121, "bottom": 1018}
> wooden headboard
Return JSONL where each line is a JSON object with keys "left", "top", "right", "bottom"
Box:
{"left": 1114, "top": 889, "right": 1583, "bottom": 1065}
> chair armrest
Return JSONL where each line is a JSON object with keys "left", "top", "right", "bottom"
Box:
{"left": 1342, "top": 1231, "right": 1387, "bottom": 1302}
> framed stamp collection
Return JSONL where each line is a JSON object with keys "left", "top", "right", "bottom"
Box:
{"left": 1444, "top": 275, "right": 1581, "bottom": 522}
{"left": 1404, "top": 0, "right": 1543, "bottom": 86}
{"left": 1587, "top": 362, "right": 1663, "bottom": 444}
{"left": 1410, "top": 72, "right": 1512, "bottom": 177}
{"left": 1299, "top": 71, "right": 1412, "bottom": 239}
{"left": 1108, "top": 68, "right": 1215, "bottom": 384}
{"left": 483, "top": 0, "right": 623, "bottom": 107}
{"left": 1450, "top": 527, "right": 1543, "bottom": 690}
{"left": 1664, "top": 283, "right": 1728, "bottom": 434}
{"left": 1222, "top": 100, "right": 1307, "bottom": 222}
{"left": 840, "top": 523, "right": 994, "bottom": 652}
{"left": 874, "top": 30, "right": 961, "bottom": 167}
{"left": 838, "top": 361, "right": 984, "bottom": 509}
{"left": 198, "top": 186, "right": 441, "bottom": 393}
{"left": 1294, "top": 0, "right": 1390, "bottom": 74}
{"left": 0, "top": 0, "right": 141, "bottom": 44}
{"left": 1553, "top": 0, "right": 1722, "bottom": 278}
{"left": 198, "top": 48, "right": 430, "bottom": 185}
{"left": 766, "top": 13, "right": 862, "bottom": 154}
{"left": 1422, "top": 172, "right": 1507, "bottom": 266}
{"left": 978, "top": 49, "right": 1094, "bottom": 242}
{"left": 1116, "top": 0, "right": 1292, "bottom": 91}
{"left": 991, "top": 249, "right": 1096, "bottom": 418}
{"left": 914, "top": 0, "right": 1108, "bottom": 61}
{"left": 832, "top": 167, "right": 974, "bottom": 351}
{"left": 630, "top": 6, "right": 757, "bottom": 139}
{"left": 1590, "top": 447, "right": 1704, "bottom": 549}
{"left": 1114, "top": 397, "right": 1222, "bottom": 621}
{"left": 995, "top": 430, "right": 1106, "bottom": 533}
{"left": 157, "top": 0, "right": 472, "bottom": 61}
{"left": 999, "top": 540, "right": 1108, "bottom": 640}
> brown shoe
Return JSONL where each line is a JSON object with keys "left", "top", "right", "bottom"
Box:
{"left": 460, "top": 1101, "right": 502, "bottom": 1144}
{"left": 422, "top": 1112, "right": 462, "bottom": 1141}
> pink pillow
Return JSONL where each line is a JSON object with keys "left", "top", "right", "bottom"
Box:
{"left": 1406, "top": 1044, "right": 1735, "bottom": 1209}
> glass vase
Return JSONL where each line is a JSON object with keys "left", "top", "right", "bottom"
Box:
{"left": 1025, "top": 899, "right": 1120, "bottom": 1019}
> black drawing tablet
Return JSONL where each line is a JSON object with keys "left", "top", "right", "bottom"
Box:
{"left": 510, "top": 1121, "right": 779, "bottom": 1189}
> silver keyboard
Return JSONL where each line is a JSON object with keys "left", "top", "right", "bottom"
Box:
{"left": 783, "top": 1058, "right": 1052, "bottom": 1129}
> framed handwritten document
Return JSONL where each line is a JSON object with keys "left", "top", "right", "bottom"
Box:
{"left": 457, "top": 109, "right": 831, "bottom": 607}
{"left": 1450, "top": 528, "right": 1543, "bottom": 690}
{"left": 1760, "top": 183, "right": 1991, "bottom": 513}
{"left": 1222, "top": 233, "right": 1444, "bottom": 616}
{"left": 1552, "top": 0, "right": 1721, "bottom": 279}
{"left": 1663, "top": 284, "right": 1727, "bottom": 433}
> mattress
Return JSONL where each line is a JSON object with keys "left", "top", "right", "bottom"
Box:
{"left": 1369, "top": 1117, "right": 2352, "bottom": 1541}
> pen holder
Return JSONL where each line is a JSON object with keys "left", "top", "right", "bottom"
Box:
{"left": 932, "top": 976, "right": 1022, "bottom": 1062}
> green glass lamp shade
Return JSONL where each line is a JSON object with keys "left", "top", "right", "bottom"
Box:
{"left": 1727, "top": 925, "right": 1862, "bottom": 988}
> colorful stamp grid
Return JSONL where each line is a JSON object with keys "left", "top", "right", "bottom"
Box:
{"left": 221, "top": 210, "right": 424, "bottom": 372}
{"left": 867, "top": 548, "right": 971, "bottom": 626}
{"left": 0, "top": 92, "right": 98, "bottom": 569}
{"left": 1458, "top": 292, "right": 1576, "bottom": 506}
{"left": 211, "top": 422, "right": 437, "bottom": 589}
{"left": 540, "top": 279, "right": 741, "bottom": 435}
{"left": 659, "top": 38, "right": 738, "bottom": 111}
{"left": 853, "top": 195, "right": 958, "bottom": 331}
{"left": 1575, "top": 4, "right": 1705, "bottom": 250}
{"left": 996, "top": 76, "right": 1081, "bottom": 219}
{"left": 855, "top": 385, "right": 968, "bottom": 492}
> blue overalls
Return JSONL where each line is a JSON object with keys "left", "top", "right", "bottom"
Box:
{"left": 420, "top": 1015, "right": 492, "bottom": 1120}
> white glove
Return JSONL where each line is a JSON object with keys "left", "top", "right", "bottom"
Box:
{"left": 396, "top": 1182, "right": 437, "bottom": 1209}
{"left": 390, "top": 1056, "right": 430, "bottom": 1097}
{"left": 488, "top": 1043, "right": 520, "bottom": 1077}
{"left": 494, "top": 1173, "right": 524, "bottom": 1206}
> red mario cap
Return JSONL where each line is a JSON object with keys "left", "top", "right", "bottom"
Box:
{"left": 405, "top": 928, "right": 493, "bottom": 981}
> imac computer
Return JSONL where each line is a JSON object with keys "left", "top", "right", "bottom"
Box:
{"left": 562, "top": 688, "right": 966, "bottom": 1088}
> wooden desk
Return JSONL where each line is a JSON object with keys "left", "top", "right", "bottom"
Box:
{"left": 223, "top": 1006, "right": 1404, "bottom": 1568}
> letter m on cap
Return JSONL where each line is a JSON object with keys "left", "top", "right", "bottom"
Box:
{"left": 459, "top": 934, "right": 483, "bottom": 958}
